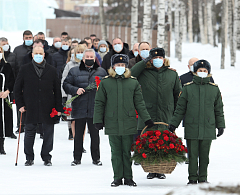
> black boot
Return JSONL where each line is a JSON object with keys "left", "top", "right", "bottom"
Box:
{"left": 124, "top": 179, "right": 137, "bottom": 187}
{"left": 68, "top": 128, "right": 73, "bottom": 140}
{"left": 0, "top": 138, "right": 6, "bottom": 155}
{"left": 147, "top": 173, "right": 156, "bottom": 179}
{"left": 111, "top": 179, "right": 123, "bottom": 187}
{"left": 187, "top": 180, "right": 197, "bottom": 185}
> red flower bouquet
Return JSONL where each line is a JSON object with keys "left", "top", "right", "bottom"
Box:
{"left": 50, "top": 107, "right": 72, "bottom": 119}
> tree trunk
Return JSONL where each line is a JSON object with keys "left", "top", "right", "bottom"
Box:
{"left": 221, "top": 0, "right": 226, "bottom": 69}
{"left": 99, "top": 0, "right": 107, "bottom": 40}
{"left": 175, "top": 0, "right": 179, "bottom": 58}
{"left": 183, "top": 10, "right": 187, "bottom": 42}
{"left": 131, "top": 0, "right": 139, "bottom": 49}
{"left": 237, "top": 0, "right": 240, "bottom": 49}
{"left": 232, "top": 0, "right": 238, "bottom": 66}
{"left": 188, "top": 0, "right": 193, "bottom": 43}
{"left": 157, "top": 0, "right": 165, "bottom": 47}
{"left": 212, "top": 0, "right": 218, "bottom": 47}
{"left": 167, "top": 0, "right": 172, "bottom": 41}
{"left": 225, "top": 0, "right": 228, "bottom": 48}
{"left": 207, "top": 1, "right": 214, "bottom": 45}
{"left": 198, "top": 0, "right": 205, "bottom": 44}
{"left": 203, "top": 0, "right": 208, "bottom": 44}
{"left": 142, "top": 0, "right": 152, "bottom": 43}
{"left": 178, "top": 1, "right": 184, "bottom": 62}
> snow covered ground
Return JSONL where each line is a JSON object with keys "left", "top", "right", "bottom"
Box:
{"left": 0, "top": 31, "right": 240, "bottom": 194}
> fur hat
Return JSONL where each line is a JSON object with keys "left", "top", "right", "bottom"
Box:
{"left": 111, "top": 54, "right": 129, "bottom": 67}
{"left": 193, "top": 60, "right": 211, "bottom": 73}
{"left": 98, "top": 40, "right": 108, "bottom": 48}
{"left": 150, "top": 47, "right": 165, "bottom": 58}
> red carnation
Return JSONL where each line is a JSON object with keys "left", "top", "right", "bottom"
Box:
{"left": 149, "top": 143, "right": 155, "bottom": 148}
{"left": 147, "top": 131, "right": 154, "bottom": 136}
{"left": 95, "top": 76, "right": 101, "bottom": 87}
{"left": 148, "top": 139, "right": 153, "bottom": 143}
{"left": 169, "top": 143, "right": 174, "bottom": 149}
{"left": 155, "top": 130, "right": 161, "bottom": 137}
{"left": 162, "top": 133, "right": 167, "bottom": 137}
{"left": 170, "top": 137, "right": 176, "bottom": 143}
{"left": 181, "top": 145, "right": 185, "bottom": 150}
{"left": 13, "top": 99, "right": 15, "bottom": 104}
{"left": 164, "top": 136, "right": 169, "bottom": 141}
{"left": 141, "top": 138, "right": 147, "bottom": 145}
{"left": 185, "top": 148, "right": 188, "bottom": 153}
{"left": 136, "top": 141, "right": 140, "bottom": 145}
{"left": 158, "top": 140, "right": 164, "bottom": 145}
{"left": 63, "top": 107, "right": 67, "bottom": 110}
{"left": 163, "top": 130, "right": 170, "bottom": 134}
{"left": 142, "top": 153, "right": 147, "bottom": 158}
{"left": 66, "top": 108, "right": 72, "bottom": 111}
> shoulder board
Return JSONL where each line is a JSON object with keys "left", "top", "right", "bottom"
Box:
{"left": 102, "top": 75, "right": 110, "bottom": 79}
{"left": 209, "top": 82, "right": 218, "bottom": 87}
{"left": 130, "top": 76, "right": 137, "bottom": 79}
{"left": 184, "top": 81, "right": 193, "bottom": 86}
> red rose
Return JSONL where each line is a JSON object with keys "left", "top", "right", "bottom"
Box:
{"left": 149, "top": 143, "right": 155, "bottom": 148}
{"left": 164, "top": 136, "right": 169, "bottom": 141}
{"left": 141, "top": 138, "right": 147, "bottom": 145}
{"left": 162, "top": 133, "right": 167, "bottom": 137}
{"left": 13, "top": 99, "right": 15, "bottom": 104}
{"left": 170, "top": 137, "right": 176, "bottom": 143}
{"left": 169, "top": 132, "right": 174, "bottom": 137}
{"left": 63, "top": 107, "right": 67, "bottom": 110}
{"left": 66, "top": 108, "right": 72, "bottom": 112}
{"left": 181, "top": 145, "right": 185, "bottom": 150}
{"left": 147, "top": 131, "right": 154, "bottom": 136}
{"left": 142, "top": 153, "right": 147, "bottom": 158}
{"left": 136, "top": 141, "right": 140, "bottom": 145}
{"left": 155, "top": 130, "right": 161, "bottom": 137}
{"left": 50, "top": 113, "right": 55, "bottom": 118}
{"left": 163, "top": 130, "right": 170, "bottom": 134}
{"left": 141, "top": 133, "right": 147, "bottom": 138}
{"left": 158, "top": 140, "right": 164, "bottom": 145}
{"left": 148, "top": 139, "right": 153, "bottom": 143}
{"left": 169, "top": 143, "right": 174, "bottom": 149}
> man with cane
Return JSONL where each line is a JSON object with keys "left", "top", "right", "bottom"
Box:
{"left": 14, "top": 46, "right": 62, "bottom": 166}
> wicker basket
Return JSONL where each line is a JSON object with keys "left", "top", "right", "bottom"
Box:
{"left": 140, "top": 122, "right": 177, "bottom": 174}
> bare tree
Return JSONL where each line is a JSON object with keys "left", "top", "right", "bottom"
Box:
{"left": 142, "top": 0, "right": 152, "bottom": 43}
{"left": 167, "top": 0, "right": 172, "bottom": 41}
{"left": 237, "top": 0, "right": 240, "bottom": 49}
{"left": 157, "top": 0, "right": 165, "bottom": 47}
{"left": 212, "top": 0, "right": 218, "bottom": 47}
{"left": 99, "top": 0, "right": 107, "bottom": 40}
{"left": 232, "top": 0, "right": 238, "bottom": 66}
{"left": 203, "top": 0, "right": 208, "bottom": 44}
{"left": 198, "top": 0, "right": 205, "bottom": 44}
{"left": 207, "top": 1, "right": 213, "bottom": 45}
{"left": 131, "top": 0, "right": 139, "bottom": 48}
{"left": 183, "top": 9, "right": 187, "bottom": 42}
{"left": 188, "top": 0, "right": 193, "bottom": 43}
{"left": 178, "top": 1, "right": 185, "bottom": 62}
{"left": 221, "top": 0, "right": 227, "bottom": 69}
{"left": 174, "top": 0, "right": 179, "bottom": 57}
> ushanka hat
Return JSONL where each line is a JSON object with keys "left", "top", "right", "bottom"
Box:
{"left": 150, "top": 47, "right": 165, "bottom": 58}
{"left": 193, "top": 59, "right": 211, "bottom": 73}
{"left": 111, "top": 54, "right": 129, "bottom": 67}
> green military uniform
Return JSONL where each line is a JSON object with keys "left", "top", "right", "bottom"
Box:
{"left": 131, "top": 59, "right": 182, "bottom": 130}
{"left": 93, "top": 67, "right": 151, "bottom": 180}
{"left": 170, "top": 75, "right": 225, "bottom": 182}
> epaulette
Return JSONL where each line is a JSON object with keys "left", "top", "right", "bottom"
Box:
{"left": 209, "top": 82, "right": 218, "bottom": 87}
{"left": 130, "top": 76, "right": 137, "bottom": 79}
{"left": 102, "top": 75, "right": 110, "bottom": 79}
{"left": 184, "top": 81, "right": 193, "bottom": 86}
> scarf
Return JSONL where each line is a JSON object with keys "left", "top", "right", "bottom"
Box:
{"left": 32, "top": 59, "right": 46, "bottom": 77}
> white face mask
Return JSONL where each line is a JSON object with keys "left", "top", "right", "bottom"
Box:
{"left": 0, "top": 53, "right": 2, "bottom": 60}
{"left": 115, "top": 67, "right": 125, "bottom": 75}
{"left": 197, "top": 72, "right": 208, "bottom": 78}
{"left": 2, "top": 44, "right": 9, "bottom": 52}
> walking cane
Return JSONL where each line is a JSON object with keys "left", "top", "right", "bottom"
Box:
{"left": 15, "top": 112, "right": 23, "bottom": 166}
{"left": 0, "top": 73, "right": 5, "bottom": 139}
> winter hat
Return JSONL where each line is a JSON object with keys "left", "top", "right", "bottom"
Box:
{"left": 111, "top": 54, "right": 129, "bottom": 67}
{"left": 193, "top": 59, "right": 211, "bottom": 73}
{"left": 98, "top": 40, "right": 108, "bottom": 48}
{"left": 150, "top": 47, "right": 165, "bottom": 58}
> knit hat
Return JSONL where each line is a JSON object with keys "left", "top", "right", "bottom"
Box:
{"left": 111, "top": 54, "right": 129, "bottom": 67}
{"left": 193, "top": 59, "right": 211, "bottom": 73}
{"left": 98, "top": 40, "right": 108, "bottom": 48}
{"left": 150, "top": 47, "right": 165, "bottom": 58}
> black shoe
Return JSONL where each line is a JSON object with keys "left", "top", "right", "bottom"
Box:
{"left": 15, "top": 128, "right": 24, "bottom": 134}
{"left": 198, "top": 180, "right": 209, "bottom": 184}
{"left": 40, "top": 134, "right": 43, "bottom": 139}
{"left": 147, "top": 173, "right": 156, "bottom": 179}
{"left": 0, "top": 138, "right": 6, "bottom": 155}
{"left": 25, "top": 160, "right": 34, "bottom": 166}
{"left": 134, "top": 162, "right": 140, "bottom": 165}
{"left": 82, "top": 147, "right": 86, "bottom": 153}
{"left": 68, "top": 128, "right": 73, "bottom": 140}
{"left": 111, "top": 179, "right": 123, "bottom": 187}
{"left": 156, "top": 173, "right": 166, "bottom": 179}
{"left": 93, "top": 160, "right": 102, "bottom": 166}
{"left": 187, "top": 180, "right": 197, "bottom": 185}
{"left": 124, "top": 179, "right": 137, "bottom": 187}
{"left": 71, "top": 160, "right": 81, "bottom": 166}
{"left": 44, "top": 160, "right": 52, "bottom": 166}
{"left": 10, "top": 133, "right": 17, "bottom": 139}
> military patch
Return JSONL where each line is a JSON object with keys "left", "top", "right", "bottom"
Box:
{"left": 130, "top": 76, "right": 137, "bottom": 79}
{"left": 179, "top": 91, "right": 182, "bottom": 97}
{"left": 209, "top": 82, "right": 218, "bottom": 87}
{"left": 184, "top": 81, "right": 193, "bottom": 86}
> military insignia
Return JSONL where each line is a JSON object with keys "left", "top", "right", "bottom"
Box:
{"left": 201, "top": 62, "right": 203, "bottom": 64}
{"left": 155, "top": 51, "right": 157, "bottom": 54}
{"left": 209, "top": 82, "right": 218, "bottom": 86}
{"left": 120, "top": 57, "right": 122, "bottom": 60}
{"left": 184, "top": 81, "right": 193, "bottom": 86}
{"left": 179, "top": 91, "right": 182, "bottom": 97}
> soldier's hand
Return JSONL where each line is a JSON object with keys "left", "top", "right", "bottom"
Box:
{"left": 95, "top": 123, "right": 104, "bottom": 130}
{"left": 145, "top": 119, "right": 154, "bottom": 128}
{"left": 168, "top": 124, "right": 176, "bottom": 133}
{"left": 217, "top": 128, "right": 224, "bottom": 137}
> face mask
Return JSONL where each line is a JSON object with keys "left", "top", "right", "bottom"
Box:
{"left": 113, "top": 44, "right": 122, "bottom": 52}
{"left": 153, "top": 59, "right": 164, "bottom": 68}
{"left": 100, "top": 47, "right": 106, "bottom": 53}
{"left": 25, "top": 39, "right": 33, "bottom": 46}
{"left": 62, "top": 45, "right": 69, "bottom": 51}
{"left": 190, "top": 65, "right": 194, "bottom": 72}
{"left": 115, "top": 67, "right": 125, "bottom": 75}
{"left": 140, "top": 50, "right": 149, "bottom": 59}
{"left": 2, "top": 45, "right": 9, "bottom": 52}
{"left": 85, "top": 59, "right": 94, "bottom": 66}
{"left": 0, "top": 53, "right": 2, "bottom": 60}
{"left": 134, "top": 51, "right": 138, "bottom": 57}
{"left": 197, "top": 72, "right": 208, "bottom": 78}
{"left": 76, "top": 53, "right": 83, "bottom": 60}
{"left": 54, "top": 42, "right": 61, "bottom": 49}
{"left": 34, "top": 54, "right": 43, "bottom": 63}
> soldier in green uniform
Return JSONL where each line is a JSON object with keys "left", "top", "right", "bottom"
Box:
{"left": 168, "top": 60, "right": 225, "bottom": 184}
{"left": 131, "top": 47, "right": 182, "bottom": 179}
{"left": 93, "top": 54, "right": 154, "bottom": 187}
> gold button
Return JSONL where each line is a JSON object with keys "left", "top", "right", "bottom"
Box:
{"left": 201, "top": 62, "right": 203, "bottom": 64}
{"left": 120, "top": 57, "right": 122, "bottom": 60}
{"left": 155, "top": 51, "right": 157, "bottom": 54}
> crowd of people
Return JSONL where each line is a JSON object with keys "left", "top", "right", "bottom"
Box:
{"left": 0, "top": 30, "right": 225, "bottom": 187}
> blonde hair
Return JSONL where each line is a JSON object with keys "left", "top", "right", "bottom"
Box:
{"left": 66, "top": 48, "right": 75, "bottom": 63}
{"left": 74, "top": 44, "right": 86, "bottom": 63}
{"left": 0, "top": 46, "right": 7, "bottom": 63}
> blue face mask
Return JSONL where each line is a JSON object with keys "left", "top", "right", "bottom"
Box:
{"left": 76, "top": 53, "right": 83, "bottom": 60}
{"left": 34, "top": 54, "right": 43, "bottom": 63}
{"left": 100, "top": 47, "right": 106, "bottom": 53}
{"left": 140, "top": 50, "right": 150, "bottom": 59}
{"left": 197, "top": 72, "right": 208, "bottom": 78}
{"left": 115, "top": 67, "right": 125, "bottom": 75}
{"left": 113, "top": 44, "right": 122, "bottom": 52}
{"left": 190, "top": 65, "right": 194, "bottom": 72}
{"left": 71, "top": 54, "right": 74, "bottom": 57}
{"left": 25, "top": 40, "right": 33, "bottom": 46}
{"left": 153, "top": 59, "right": 164, "bottom": 68}
{"left": 62, "top": 45, "right": 69, "bottom": 51}
{"left": 134, "top": 51, "right": 139, "bottom": 57}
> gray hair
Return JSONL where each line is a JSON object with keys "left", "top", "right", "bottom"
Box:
{"left": 0, "top": 37, "right": 8, "bottom": 43}
{"left": 83, "top": 49, "right": 96, "bottom": 59}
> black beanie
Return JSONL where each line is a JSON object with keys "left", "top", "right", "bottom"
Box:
{"left": 111, "top": 54, "right": 129, "bottom": 67}
{"left": 193, "top": 60, "right": 211, "bottom": 73}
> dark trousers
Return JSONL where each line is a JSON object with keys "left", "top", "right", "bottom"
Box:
{"left": 187, "top": 139, "right": 212, "bottom": 182}
{"left": 74, "top": 118, "right": 100, "bottom": 161}
{"left": 109, "top": 135, "right": 133, "bottom": 180}
{"left": 24, "top": 123, "right": 54, "bottom": 161}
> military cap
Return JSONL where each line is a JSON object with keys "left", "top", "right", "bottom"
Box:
{"left": 111, "top": 54, "right": 129, "bottom": 67}
{"left": 149, "top": 47, "right": 165, "bottom": 58}
{"left": 193, "top": 59, "right": 211, "bottom": 73}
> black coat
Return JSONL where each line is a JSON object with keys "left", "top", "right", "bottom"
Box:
{"left": 63, "top": 61, "right": 107, "bottom": 119}
{"left": 13, "top": 43, "right": 33, "bottom": 77}
{"left": 4, "top": 48, "right": 17, "bottom": 77}
{"left": 128, "top": 54, "right": 142, "bottom": 69}
{"left": 51, "top": 48, "right": 68, "bottom": 79}
{"left": 180, "top": 71, "right": 214, "bottom": 87}
{"left": 127, "top": 50, "right": 136, "bottom": 60}
{"left": 0, "top": 59, "right": 15, "bottom": 137}
{"left": 46, "top": 45, "right": 59, "bottom": 56}
{"left": 101, "top": 47, "right": 129, "bottom": 72}
{"left": 14, "top": 62, "right": 62, "bottom": 125}
{"left": 22, "top": 51, "right": 52, "bottom": 65}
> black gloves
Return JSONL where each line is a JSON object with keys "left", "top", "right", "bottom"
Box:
{"left": 145, "top": 119, "right": 155, "bottom": 128}
{"left": 168, "top": 124, "right": 176, "bottom": 133}
{"left": 143, "top": 55, "right": 152, "bottom": 63}
{"left": 217, "top": 128, "right": 224, "bottom": 137}
{"left": 95, "top": 123, "right": 104, "bottom": 130}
